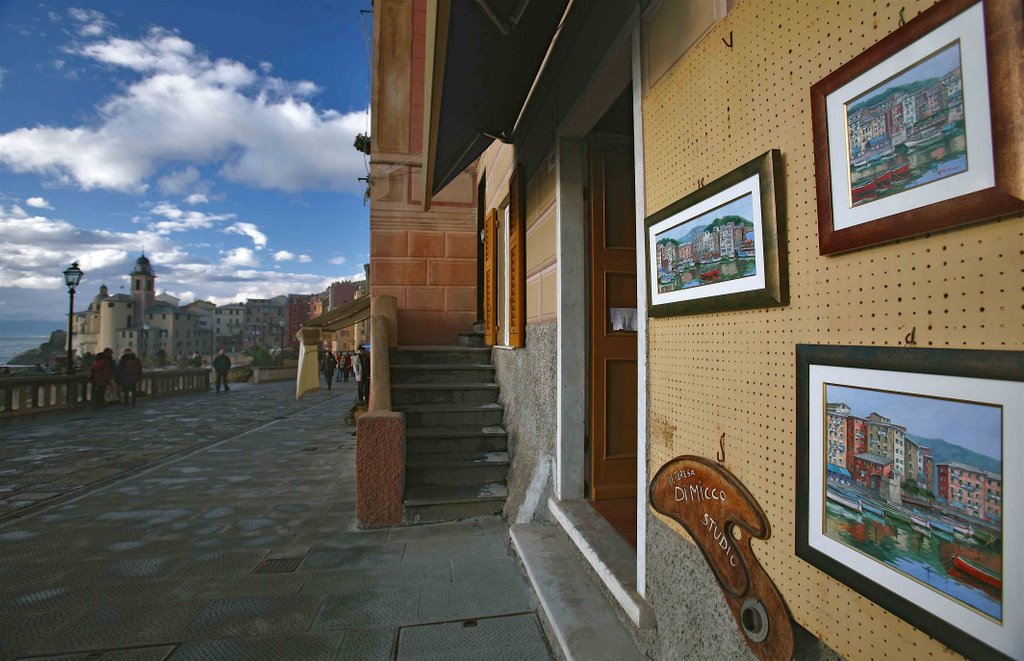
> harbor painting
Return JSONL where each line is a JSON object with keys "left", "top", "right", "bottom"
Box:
{"left": 823, "top": 384, "right": 1002, "bottom": 620}
{"left": 845, "top": 41, "right": 967, "bottom": 207}
{"left": 653, "top": 193, "right": 757, "bottom": 295}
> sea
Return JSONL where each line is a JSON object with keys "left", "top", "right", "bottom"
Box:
{"left": 0, "top": 336, "right": 52, "bottom": 365}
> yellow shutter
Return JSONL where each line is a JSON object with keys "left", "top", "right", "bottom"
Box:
{"left": 483, "top": 208, "right": 498, "bottom": 345}
{"left": 508, "top": 164, "right": 526, "bottom": 347}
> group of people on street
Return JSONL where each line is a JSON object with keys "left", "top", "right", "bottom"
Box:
{"left": 89, "top": 347, "right": 143, "bottom": 407}
{"left": 320, "top": 346, "right": 370, "bottom": 402}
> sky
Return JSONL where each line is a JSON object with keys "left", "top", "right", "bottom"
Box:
{"left": 656, "top": 193, "right": 752, "bottom": 243}
{"left": 826, "top": 384, "right": 1001, "bottom": 462}
{"left": 0, "top": 0, "right": 372, "bottom": 326}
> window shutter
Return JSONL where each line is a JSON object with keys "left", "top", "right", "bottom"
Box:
{"left": 507, "top": 164, "right": 526, "bottom": 347}
{"left": 483, "top": 208, "right": 498, "bottom": 345}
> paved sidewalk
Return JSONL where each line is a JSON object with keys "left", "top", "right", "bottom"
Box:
{"left": 0, "top": 380, "right": 351, "bottom": 519}
{"left": 0, "top": 388, "right": 552, "bottom": 660}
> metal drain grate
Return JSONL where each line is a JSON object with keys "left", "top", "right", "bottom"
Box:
{"left": 251, "top": 556, "right": 303, "bottom": 574}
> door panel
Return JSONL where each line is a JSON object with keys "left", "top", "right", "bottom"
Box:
{"left": 588, "top": 140, "right": 638, "bottom": 500}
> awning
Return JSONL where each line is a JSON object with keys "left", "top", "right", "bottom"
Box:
{"left": 423, "top": 0, "right": 570, "bottom": 202}
{"left": 302, "top": 296, "right": 370, "bottom": 332}
{"left": 826, "top": 464, "right": 853, "bottom": 479}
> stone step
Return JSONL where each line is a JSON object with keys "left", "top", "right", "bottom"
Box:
{"left": 397, "top": 402, "right": 504, "bottom": 429}
{"left": 405, "top": 483, "right": 508, "bottom": 524}
{"left": 406, "top": 452, "right": 510, "bottom": 487}
{"left": 510, "top": 523, "right": 647, "bottom": 661}
{"left": 390, "top": 346, "right": 492, "bottom": 366}
{"left": 391, "top": 383, "right": 499, "bottom": 406}
{"left": 406, "top": 426, "right": 508, "bottom": 455}
{"left": 458, "top": 331, "right": 486, "bottom": 348}
{"left": 391, "top": 364, "right": 495, "bottom": 384}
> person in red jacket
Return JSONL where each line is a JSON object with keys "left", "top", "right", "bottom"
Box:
{"left": 90, "top": 347, "right": 115, "bottom": 407}
{"left": 114, "top": 347, "right": 143, "bottom": 406}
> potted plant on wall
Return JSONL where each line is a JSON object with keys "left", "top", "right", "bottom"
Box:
{"left": 353, "top": 133, "right": 371, "bottom": 155}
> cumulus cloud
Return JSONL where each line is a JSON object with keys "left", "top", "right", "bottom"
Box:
{"left": 185, "top": 193, "right": 208, "bottom": 205}
{"left": 328, "top": 256, "right": 346, "bottom": 265}
{"left": 224, "top": 222, "right": 267, "bottom": 249}
{"left": 0, "top": 26, "right": 368, "bottom": 194}
{"left": 10, "top": 205, "right": 29, "bottom": 218}
{"left": 68, "top": 8, "right": 115, "bottom": 37}
{"left": 0, "top": 206, "right": 349, "bottom": 320}
{"left": 297, "top": 255, "right": 312, "bottom": 263}
{"left": 25, "top": 197, "right": 54, "bottom": 209}
{"left": 157, "top": 166, "right": 199, "bottom": 194}
{"left": 146, "top": 203, "right": 235, "bottom": 234}
{"left": 273, "top": 250, "right": 295, "bottom": 262}
{"left": 221, "top": 247, "right": 258, "bottom": 267}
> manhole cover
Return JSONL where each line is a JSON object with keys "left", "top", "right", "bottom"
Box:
{"left": 251, "top": 556, "right": 303, "bottom": 574}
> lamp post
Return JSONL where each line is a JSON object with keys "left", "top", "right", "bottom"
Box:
{"left": 278, "top": 317, "right": 285, "bottom": 365}
{"left": 62, "top": 261, "right": 84, "bottom": 375}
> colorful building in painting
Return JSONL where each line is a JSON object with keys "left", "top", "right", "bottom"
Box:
{"left": 937, "top": 462, "right": 1002, "bottom": 523}
{"left": 826, "top": 403, "right": 851, "bottom": 469}
{"left": 921, "top": 449, "right": 935, "bottom": 493}
{"left": 852, "top": 452, "right": 894, "bottom": 489}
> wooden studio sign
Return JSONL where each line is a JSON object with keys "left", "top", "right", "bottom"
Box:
{"left": 650, "top": 455, "right": 795, "bottom": 660}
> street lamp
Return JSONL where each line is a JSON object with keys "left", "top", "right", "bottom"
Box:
{"left": 62, "top": 261, "right": 84, "bottom": 374}
{"left": 278, "top": 317, "right": 285, "bottom": 365}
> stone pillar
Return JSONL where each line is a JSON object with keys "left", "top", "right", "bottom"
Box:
{"left": 356, "top": 411, "right": 405, "bottom": 527}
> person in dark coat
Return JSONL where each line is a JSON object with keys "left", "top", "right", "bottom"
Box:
{"left": 212, "top": 349, "right": 231, "bottom": 393}
{"left": 114, "top": 347, "right": 143, "bottom": 406}
{"left": 90, "top": 347, "right": 115, "bottom": 407}
{"left": 341, "top": 352, "right": 352, "bottom": 382}
{"left": 321, "top": 349, "right": 337, "bottom": 390}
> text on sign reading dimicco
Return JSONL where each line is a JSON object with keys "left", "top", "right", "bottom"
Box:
{"left": 668, "top": 469, "right": 739, "bottom": 568}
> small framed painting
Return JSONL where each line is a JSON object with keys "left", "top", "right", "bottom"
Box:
{"left": 811, "top": 0, "right": 1023, "bottom": 255}
{"left": 796, "top": 344, "right": 1024, "bottom": 660}
{"left": 645, "top": 149, "right": 786, "bottom": 317}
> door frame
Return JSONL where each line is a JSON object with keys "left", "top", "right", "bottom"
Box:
{"left": 553, "top": 25, "right": 648, "bottom": 600}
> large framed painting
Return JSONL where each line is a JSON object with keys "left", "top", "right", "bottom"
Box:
{"left": 811, "top": 0, "right": 1024, "bottom": 255}
{"left": 645, "top": 149, "right": 786, "bottom": 317}
{"left": 796, "top": 344, "right": 1024, "bottom": 660}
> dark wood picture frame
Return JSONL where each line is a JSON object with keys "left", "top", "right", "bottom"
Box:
{"left": 644, "top": 149, "right": 787, "bottom": 317}
{"left": 796, "top": 344, "right": 1024, "bottom": 661}
{"left": 811, "top": 0, "right": 1023, "bottom": 255}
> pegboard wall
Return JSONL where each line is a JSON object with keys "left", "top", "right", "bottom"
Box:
{"left": 642, "top": 0, "right": 1023, "bottom": 659}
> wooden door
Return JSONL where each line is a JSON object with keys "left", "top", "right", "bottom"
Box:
{"left": 588, "top": 140, "right": 637, "bottom": 500}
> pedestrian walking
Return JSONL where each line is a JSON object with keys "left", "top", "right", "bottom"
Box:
{"left": 341, "top": 352, "right": 352, "bottom": 382}
{"left": 321, "top": 349, "right": 337, "bottom": 390}
{"left": 355, "top": 346, "right": 370, "bottom": 403}
{"left": 89, "top": 347, "right": 115, "bottom": 407}
{"left": 213, "top": 349, "right": 231, "bottom": 393}
{"left": 114, "top": 347, "right": 143, "bottom": 406}
{"left": 334, "top": 351, "right": 344, "bottom": 382}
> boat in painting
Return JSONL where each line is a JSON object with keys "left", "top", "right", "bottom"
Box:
{"left": 952, "top": 553, "right": 1002, "bottom": 589}
{"left": 826, "top": 486, "right": 862, "bottom": 513}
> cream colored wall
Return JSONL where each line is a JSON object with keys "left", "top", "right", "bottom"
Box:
{"left": 642, "top": 1, "right": 1023, "bottom": 658}
{"left": 478, "top": 141, "right": 558, "bottom": 323}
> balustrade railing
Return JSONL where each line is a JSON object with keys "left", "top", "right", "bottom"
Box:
{"left": 0, "top": 368, "right": 211, "bottom": 418}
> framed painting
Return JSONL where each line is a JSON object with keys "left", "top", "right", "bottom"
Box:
{"left": 796, "top": 344, "right": 1024, "bottom": 660}
{"left": 645, "top": 149, "right": 786, "bottom": 317}
{"left": 811, "top": 0, "right": 1024, "bottom": 255}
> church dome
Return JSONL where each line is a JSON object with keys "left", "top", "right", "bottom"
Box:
{"left": 132, "top": 254, "right": 155, "bottom": 275}
{"left": 92, "top": 284, "right": 110, "bottom": 303}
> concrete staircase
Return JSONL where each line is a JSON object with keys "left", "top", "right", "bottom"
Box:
{"left": 390, "top": 346, "right": 508, "bottom": 523}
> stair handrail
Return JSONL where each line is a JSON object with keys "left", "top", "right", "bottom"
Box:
{"left": 367, "top": 295, "right": 396, "bottom": 412}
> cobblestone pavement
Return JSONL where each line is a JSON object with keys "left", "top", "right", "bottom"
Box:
{"left": 0, "top": 384, "right": 551, "bottom": 660}
{"left": 0, "top": 381, "right": 352, "bottom": 519}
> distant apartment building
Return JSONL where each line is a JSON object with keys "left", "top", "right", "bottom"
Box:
{"left": 214, "top": 303, "right": 245, "bottom": 351}
{"left": 286, "top": 294, "right": 314, "bottom": 348}
{"left": 242, "top": 296, "right": 287, "bottom": 351}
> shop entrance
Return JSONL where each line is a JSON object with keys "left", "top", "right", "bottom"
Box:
{"left": 584, "top": 89, "right": 638, "bottom": 543}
